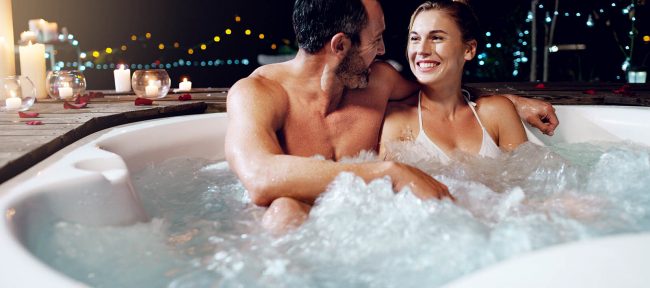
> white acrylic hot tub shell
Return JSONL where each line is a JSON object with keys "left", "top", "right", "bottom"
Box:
{"left": 0, "top": 113, "right": 227, "bottom": 287}
{"left": 0, "top": 106, "right": 649, "bottom": 287}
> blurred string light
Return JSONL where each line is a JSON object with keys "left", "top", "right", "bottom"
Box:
{"left": 81, "top": 14, "right": 287, "bottom": 66}
{"left": 70, "top": 58, "right": 252, "bottom": 71}
{"left": 586, "top": 14, "right": 594, "bottom": 27}
{"left": 513, "top": 0, "right": 642, "bottom": 78}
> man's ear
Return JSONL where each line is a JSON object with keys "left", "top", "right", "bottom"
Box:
{"left": 330, "top": 32, "right": 351, "bottom": 58}
{"left": 464, "top": 39, "right": 477, "bottom": 61}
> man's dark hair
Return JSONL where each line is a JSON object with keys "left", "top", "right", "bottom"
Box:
{"left": 293, "top": 0, "right": 369, "bottom": 53}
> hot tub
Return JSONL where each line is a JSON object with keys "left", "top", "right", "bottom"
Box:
{"left": 0, "top": 106, "right": 649, "bottom": 287}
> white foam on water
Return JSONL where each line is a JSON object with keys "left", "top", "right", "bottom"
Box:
{"left": 28, "top": 141, "right": 650, "bottom": 287}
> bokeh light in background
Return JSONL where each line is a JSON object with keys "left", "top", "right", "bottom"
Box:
{"left": 10, "top": 0, "right": 650, "bottom": 89}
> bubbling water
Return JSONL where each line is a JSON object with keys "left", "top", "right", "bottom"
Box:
{"left": 31, "top": 142, "right": 650, "bottom": 288}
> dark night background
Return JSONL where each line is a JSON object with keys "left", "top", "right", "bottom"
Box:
{"left": 10, "top": 0, "right": 650, "bottom": 89}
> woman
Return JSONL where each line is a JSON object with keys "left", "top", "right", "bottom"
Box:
{"left": 380, "top": 0, "right": 527, "bottom": 163}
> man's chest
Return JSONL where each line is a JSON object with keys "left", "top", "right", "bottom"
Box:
{"left": 280, "top": 104, "right": 385, "bottom": 160}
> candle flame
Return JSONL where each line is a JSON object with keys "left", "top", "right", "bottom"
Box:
{"left": 28, "top": 41, "right": 33, "bottom": 46}
{"left": 182, "top": 78, "right": 188, "bottom": 82}
{"left": 148, "top": 80, "right": 156, "bottom": 86}
{"left": 9, "top": 90, "right": 17, "bottom": 98}
{"left": 62, "top": 82, "right": 70, "bottom": 88}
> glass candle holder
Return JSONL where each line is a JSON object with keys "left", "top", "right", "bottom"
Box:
{"left": 0, "top": 76, "right": 36, "bottom": 112}
{"left": 131, "top": 69, "right": 171, "bottom": 99}
{"left": 46, "top": 70, "right": 87, "bottom": 100}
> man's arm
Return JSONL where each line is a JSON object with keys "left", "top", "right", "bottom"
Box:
{"left": 502, "top": 94, "right": 559, "bottom": 136}
{"left": 225, "top": 77, "right": 451, "bottom": 207}
{"left": 370, "top": 61, "right": 420, "bottom": 101}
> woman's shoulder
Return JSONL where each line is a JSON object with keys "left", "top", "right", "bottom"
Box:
{"left": 474, "top": 94, "right": 516, "bottom": 111}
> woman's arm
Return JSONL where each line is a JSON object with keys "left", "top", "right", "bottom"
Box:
{"left": 476, "top": 96, "right": 527, "bottom": 151}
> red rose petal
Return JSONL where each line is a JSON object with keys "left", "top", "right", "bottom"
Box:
{"left": 535, "top": 83, "right": 546, "bottom": 89}
{"left": 25, "top": 120, "right": 43, "bottom": 125}
{"left": 178, "top": 94, "right": 192, "bottom": 101}
{"left": 18, "top": 111, "right": 40, "bottom": 118}
{"left": 613, "top": 84, "right": 635, "bottom": 96}
{"left": 63, "top": 101, "right": 88, "bottom": 109}
{"left": 582, "top": 89, "right": 596, "bottom": 95}
{"left": 135, "top": 97, "right": 153, "bottom": 106}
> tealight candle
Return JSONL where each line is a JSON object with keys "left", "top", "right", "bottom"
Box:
{"left": 113, "top": 64, "right": 131, "bottom": 92}
{"left": 5, "top": 90, "right": 21, "bottom": 110}
{"left": 178, "top": 78, "right": 192, "bottom": 91}
{"left": 145, "top": 80, "right": 158, "bottom": 97}
{"left": 58, "top": 82, "right": 73, "bottom": 99}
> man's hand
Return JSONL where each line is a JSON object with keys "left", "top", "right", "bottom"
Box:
{"left": 506, "top": 95, "right": 559, "bottom": 136}
{"left": 387, "top": 162, "right": 453, "bottom": 200}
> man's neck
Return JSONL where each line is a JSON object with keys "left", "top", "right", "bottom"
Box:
{"left": 293, "top": 50, "right": 346, "bottom": 115}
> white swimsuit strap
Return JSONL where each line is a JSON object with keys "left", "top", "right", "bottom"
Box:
{"left": 462, "top": 89, "right": 487, "bottom": 131}
{"left": 418, "top": 91, "right": 424, "bottom": 132}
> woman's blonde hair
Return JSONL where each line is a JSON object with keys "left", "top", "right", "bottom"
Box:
{"left": 407, "top": 0, "right": 480, "bottom": 43}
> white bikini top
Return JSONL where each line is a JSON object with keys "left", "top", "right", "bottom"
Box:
{"left": 415, "top": 90, "right": 501, "bottom": 163}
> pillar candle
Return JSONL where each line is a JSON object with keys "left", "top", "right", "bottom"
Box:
{"left": 178, "top": 78, "right": 192, "bottom": 91}
{"left": 0, "top": 0, "right": 16, "bottom": 78}
{"left": 42, "top": 22, "right": 58, "bottom": 43}
{"left": 28, "top": 19, "right": 44, "bottom": 42}
{"left": 20, "top": 31, "right": 37, "bottom": 43}
{"left": 113, "top": 65, "right": 131, "bottom": 92}
{"left": 19, "top": 42, "right": 47, "bottom": 99}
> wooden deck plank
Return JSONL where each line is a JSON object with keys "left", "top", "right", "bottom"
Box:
{"left": 0, "top": 94, "right": 219, "bottom": 183}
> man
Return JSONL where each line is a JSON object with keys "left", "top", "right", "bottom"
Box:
{"left": 225, "top": 0, "right": 558, "bottom": 233}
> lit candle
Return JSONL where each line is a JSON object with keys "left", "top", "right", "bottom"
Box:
{"left": 178, "top": 78, "right": 192, "bottom": 91}
{"left": 145, "top": 80, "right": 158, "bottom": 97}
{"left": 5, "top": 90, "right": 21, "bottom": 110}
{"left": 113, "top": 64, "right": 131, "bottom": 92}
{"left": 20, "top": 31, "right": 37, "bottom": 43}
{"left": 58, "top": 82, "right": 73, "bottom": 99}
{"left": 42, "top": 22, "right": 58, "bottom": 43}
{"left": 28, "top": 19, "right": 43, "bottom": 35}
{"left": 0, "top": 0, "right": 16, "bottom": 78}
{"left": 19, "top": 42, "right": 47, "bottom": 99}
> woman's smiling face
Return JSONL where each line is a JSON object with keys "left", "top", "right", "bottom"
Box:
{"left": 407, "top": 9, "right": 476, "bottom": 86}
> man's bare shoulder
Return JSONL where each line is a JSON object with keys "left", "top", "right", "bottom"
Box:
{"left": 229, "top": 64, "right": 291, "bottom": 106}
{"left": 368, "top": 61, "right": 401, "bottom": 86}
{"left": 227, "top": 64, "right": 294, "bottom": 127}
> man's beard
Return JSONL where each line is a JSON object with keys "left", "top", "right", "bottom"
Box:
{"left": 336, "top": 47, "right": 370, "bottom": 89}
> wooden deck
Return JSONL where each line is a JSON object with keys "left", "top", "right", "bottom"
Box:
{"left": 0, "top": 88, "right": 227, "bottom": 183}
{"left": 1, "top": 83, "right": 649, "bottom": 184}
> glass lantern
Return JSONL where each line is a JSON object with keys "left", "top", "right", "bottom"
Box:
{"left": 0, "top": 76, "right": 36, "bottom": 112}
{"left": 131, "top": 69, "right": 171, "bottom": 99}
{"left": 46, "top": 70, "right": 87, "bottom": 100}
